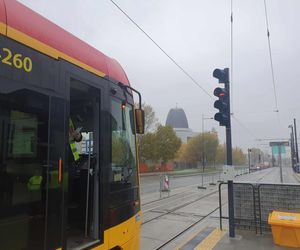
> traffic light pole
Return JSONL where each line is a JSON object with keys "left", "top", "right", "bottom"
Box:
{"left": 213, "top": 68, "right": 234, "bottom": 238}
{"left": 225, "top": 82, "right": 233, "bottom": 166}
{"left": 225, "top": 80, "right": 234, "bottom": 238}
{"left": 294, "top": 118, "right": 299, "bottom": 168}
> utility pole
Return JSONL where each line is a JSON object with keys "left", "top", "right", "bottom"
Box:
{"left": 248, "top": 148, "right": 251, "bottom": 173}
{"left": 289, "top": 124, "right": 295, "bottom": 170}
{"left": 202, "top": 114, "right": 205, "bottom": 172}
{"left": 226, "top": 78, "right": 233, "bottom": 166}
{"left": 213, "top": 68, "right": 234, "bottom": 238}
{"left": 294, "top": 118, "right": 299, "bottom": 170}
{"left": 202, "top": 114, "right": 213, "bottom": 172}
{"left": 278, "top": 145, "right": 283, "bottom": 183}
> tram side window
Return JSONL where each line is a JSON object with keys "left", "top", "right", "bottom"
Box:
{"left": 9, "top": 111, "right": 38, "bottom": 159}
{"left": 111, "top": 99, "right": 137, "bottom": 187}
{"left": 0, "top": 88, "right": 49, "bottom": 250}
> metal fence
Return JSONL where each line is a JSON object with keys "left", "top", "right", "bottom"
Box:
{"left": 219, "top": 182, "right": 300, "bottom": 234}
{"left": 258, "top": 183, "right": 300, "bottom": 233}
{"left": 233, "top": 183, "right": 257, "bottom": 232}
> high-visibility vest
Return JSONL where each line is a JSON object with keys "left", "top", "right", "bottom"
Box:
{"left": 48, "top": 170, "right": 59, "bottom": 189}
{"left": 69, "top": 119, "right": 80, "bottom": 161}
{"left": 27, "top": 175, "right": 43, "bottom": 191}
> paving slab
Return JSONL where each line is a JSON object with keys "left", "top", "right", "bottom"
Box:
{"left": 213, "top": 230, "right": 292, "bottom": 250}
{"left": 163, "top": 217, "right": 223, "bottom": 250}
{"left": 176, "top": 193, "right": 221, "bottom": 216}
{"left": 141, "top": 213, "right": 200, "bottom": 248}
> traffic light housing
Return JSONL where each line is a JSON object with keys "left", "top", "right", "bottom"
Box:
{"left": 213, "top": 87, "right": 229, "bottom": 126}
{"left": 212, "top": 67, "right": 233, "bottom": 167}
{"left": 213, "top": 68, "right": 230, "bottom": 127}
{"left": 213, "top": 68, "right": 229, "bottom": 84}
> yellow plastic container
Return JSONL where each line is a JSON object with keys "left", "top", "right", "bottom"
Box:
{"left": 268, "top": 211, "right": 300, "bottom": 248}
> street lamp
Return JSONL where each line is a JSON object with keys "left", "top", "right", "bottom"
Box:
{"left": 202, "top": 114, "right": 214, "bottom": 171}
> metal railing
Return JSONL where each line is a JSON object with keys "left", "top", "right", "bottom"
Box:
{"left": 257, "top": 183, "right": 300, "bottom": 233}
{"left": 219, "top": 181, "right": 300, "bottom": 236}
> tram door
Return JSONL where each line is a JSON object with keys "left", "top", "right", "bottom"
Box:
{"left": 67, "top": 78, "right": 101, "bottom": 249}
{"left": 0, "top": 79, "right": 64, "bottom": 250}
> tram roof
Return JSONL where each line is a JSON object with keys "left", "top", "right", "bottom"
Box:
{"left": 0, "top": 0, "right": 130, "bottom": 86}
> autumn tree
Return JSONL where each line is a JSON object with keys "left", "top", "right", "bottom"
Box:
{"left": 138, "top": 133, "right": 158, "bottom": 163}
{"left": 136, "top": 103, "right": 160, "bottom": 162}
{"left": 233, "top": 147, "right": 246, "bottom": 165}
{"left": 136, "top": 103, "right": 160, "bottom": 133}
{"left": 176, "top": 144, "right": 189, "bottom": 162}
{"left": 137, "top": 103, "right": 181, "bottom": 165}
{"left": 155, "top": 125, "right": 181, "bottom": 165}
{"left": 179, "top": 132, "right": 219, "bottom": 169}
{"left": 216, "top": 144, "right": 246, "bottom": 165}
{"left": 216, "top": 144, "right": 226, "bottom": 165}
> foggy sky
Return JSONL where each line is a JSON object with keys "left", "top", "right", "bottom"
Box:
{"left": 19, "top": 0, "right": 300, "bottom": 152}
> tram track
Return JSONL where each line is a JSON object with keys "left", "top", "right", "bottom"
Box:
{"left": 154, "top": 202, "right": 226, "bottom": 250}
{"left": 142, "top": 188, "right": 220, "bottom": 225}
{"left": 238, "top": 167, "right": 275, "bottom": 183}
{"left": 141, "top": 173, "right": 222, "bottom": 207}
{"left": 142, "top": 171, "right": 252, "bottom": 225}
{"left": 152, "top": 169, "right": 274, "bottom": 249}
{"left": 142, "top": 169, "right": 278, "bottom": 250}
{"left": 143, "top": 168, "right": 274, "bottom": 225}
{"left": 142, "top": 185, "right": 198, "bottom": 207}
{"left": 142, "top": 188, "right": 211, "bottom": 213}
{"left": 141, "top": 168, "right": 253, "bottom": 208}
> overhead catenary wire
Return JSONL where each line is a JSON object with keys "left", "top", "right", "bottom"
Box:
{"left": 232, "top": 115, "right": 258, "bottom": 140}
{"left": 111, "top": 0, "right": 282, "bottom": 147}
{"left": 109, "top": 0, "right": 213, "bottom": 100}
{"left": 263, "top": 0, "right": 280, "bottom": 117}
{"left": 232, "top": 109, "right": 279, "bottom": 116}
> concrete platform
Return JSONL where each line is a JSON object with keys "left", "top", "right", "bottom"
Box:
{"left": 213, "top": 230, "right": 292, "bottom": 250}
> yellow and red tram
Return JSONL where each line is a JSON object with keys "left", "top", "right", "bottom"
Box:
{"left": 0, "top": 1, "right": 143, "bottom": 249}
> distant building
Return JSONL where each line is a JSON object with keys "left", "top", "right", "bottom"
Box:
{"left": 166, "top": 107, "right": 198, "bottom": 143}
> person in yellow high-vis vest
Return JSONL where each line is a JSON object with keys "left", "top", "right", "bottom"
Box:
{"left": 68, "top": 118, "right": 83, "bottom": 209}
{"left": 69, "top": 118, "right": 82, "bottom": 162}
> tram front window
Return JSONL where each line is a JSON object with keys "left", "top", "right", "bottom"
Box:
{"left": 111, "top": 100, "right": 137, "bottom": 188}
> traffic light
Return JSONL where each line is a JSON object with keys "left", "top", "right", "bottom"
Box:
{"left": 213, "top": 68, "right": 230, "bottom": 127}
{"left": 212, "top": 67, "right": 232, "bottom": 168}
{"left": 213, "top": 87, "right": 229, "bottom": 126}
{"left": 213, "top": 68, "right": 229, "bottom": 84}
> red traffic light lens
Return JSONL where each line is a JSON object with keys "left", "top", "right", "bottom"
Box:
{"left": 213, "top": 87, "right": 227, "bottom": 98}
